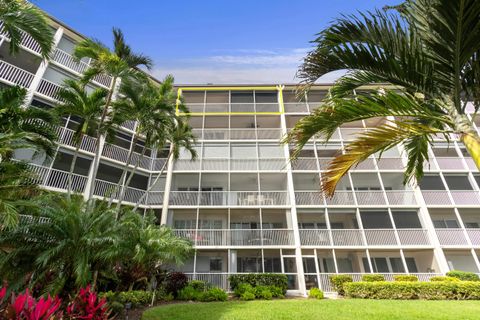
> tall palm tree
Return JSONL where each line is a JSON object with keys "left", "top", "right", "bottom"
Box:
{"left": 286, "top": 0, "right": 480, "bottom": 196}
{"left": 0, "top": 194, "right": 118, "bottom": 295}
{"left": 73, "top": 27, "right": 153, "bottom": 200}
{"left": 133, "top": 118, "right": 197, "bottom": 211}
{"left": 111, "top": 75, "right": 182, "bottom": 211}
{"left": 0, "top": 0, "right": 54, "bottom": 59}
{"left": 55, "top": 80, "right": 111, "bottom": 197}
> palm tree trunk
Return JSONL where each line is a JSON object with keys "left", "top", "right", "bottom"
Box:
{"left": 108, "top": 132, "right": 139, "bottom": 207}
{"left": 461, "top": 131, "right": 480, "bottom": 170}
{"left": 133, "top": 149, "right": 173, "bottom": 211}
{"left": 67, "top": 136, "right": 82, "bottom": 198}
{"left": 115, "top": 144, "right": 147, "bottom": 215}
{"left": 87, "top": 76, "right": 118, "bottom": 201}
{"left": 92, "top": 269, "right": 99, "bottom": 290}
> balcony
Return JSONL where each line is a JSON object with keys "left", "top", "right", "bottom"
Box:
{"left": 101, "top": 142, "right": 152, "bottom": 170}
{"left": 295, "top": 191, "right": 417, "bottom": 206}
{"left": 36, "top": 78, "right": 63, "bottom": 101}
{"left": 435, "top": 228, "right": 469, "bottom": 246}
{"left": 0, "top": 60, "right": 35, "bottom": 87}
{"left": 0, "top": 22, "right": 42, "bottom": 54}
{"left": 57, "top": 127, "right": 97, "bottom": 154}
{"left": 422, "top": 191, "right": 480, "bottom": 206}
{"left": 284, "top": 102, "right": 308, "bottom": 113}
{"left": 28, "top": 164, "right": 154, "bottom": 206}
{"left": 197, "top": 128, "right": 282, "bottom": 141}
{"left": 174, "top": 229, "right": 294, "bottom": 246}
{"left": 299, "top": 229, "right": 430, "bottom": 247}
{"left": 168, "top": 191, "right": 289, "bottom": 206}
{"left": 435, "top": 157, "right": 466, "bottom": 170}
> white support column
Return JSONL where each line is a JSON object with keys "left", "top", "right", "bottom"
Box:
{"left": 161, "top": 146, "right": 176, "bottom": 225}
{"left": 278, "top": 85, "right": 306, "bottom": 295}
{"left": 23, "top": 27, "right": 64, "bottom": 107}
{"left": 83, "top": 135, "right": 105, "bottom": 201}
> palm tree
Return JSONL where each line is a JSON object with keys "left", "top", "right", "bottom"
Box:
{"left": 111, "top": 75, "right": 183, "bottom": 211}
{"left": 73, "top": 27, "right": 153, "bottom": 200}
{"left": 54, "top": 80, "right": 109, "bottom": 197}
{"left": 103, "top": 211, "right": 192, "bottom": 291}
{"left": 0, "top": 86, "right": 57, "bottom": 228}
{"left": 133, "top": 118, "right": 197, "bottom": 211}
{"left": 0, "top": 0, "right": 54, "bottom": 59}
{"left": 286, "top": 0, "right": 480, "bottom": 196}
{"left": 0, "top": 194, "right": 118, "bottom": 295}
{"left": 0, "top": 86, "right": 57, "bottom": 161}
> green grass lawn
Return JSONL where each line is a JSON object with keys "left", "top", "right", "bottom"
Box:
{"left": 142, "top": 299, "right": 480, "bottom": 320}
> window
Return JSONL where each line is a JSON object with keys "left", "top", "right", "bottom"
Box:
{"left": 237, "top": 257, "right": 261, "bottom": 272}
{"left": 465, "top": 222, "right": 480, "bottom": 228}
{"left": 264, "top": 258, "right": 281, "bottom": 272}
{"left": 389, "top": 258, "right": 405, "bottom": 273}
{"left": 321, "top": 258, "right": 336, "bottom": 273}
{"left": 433, "top": 219, "right": 459, "bottom": 228}
{"left": 210, "top": 258, "right": 223, "bottom": 272}
{"left": 336, "top": 258, "right": 354, "bottom": 273}
{"left": 363, "top": 257, "right": 417, "bottom": 273}
{"left": 303, "top": 258, "right": 317, "bottom": 273}
{"left": 363, "top": 257, "right": 389, "bottom": 273}
{"left": 174, "top": 220, "right": 196, "bottom": 229}
{"left": 405, "top": 258, "right": 418, "bottom": 273}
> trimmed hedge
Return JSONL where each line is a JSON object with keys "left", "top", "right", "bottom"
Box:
{"left": 430, "top": 276, "right": 460, "bottom": 282}
{"left": 362, "top": 274, "right": 385, "bottom": 282}
{"left": 329, "top": 275, "right": 353, "bottom": 296}
{"left": 446, "top": 270, "right": 480, "bottom": 281}
{"left": 177, "top": 284, "right": 228, "bottom": 302}
{"left": 229, "top": 274, "right": 288, "bottom": 294}
{"left": 394, "top": 275, "right": 418, "bottom": 282}
{"left": 344, "top": 281, "right": 480, "bottom": 300}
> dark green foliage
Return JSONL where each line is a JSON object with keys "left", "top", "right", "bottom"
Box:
{"left": 308, "top": 288, "right": 324, "bottom": 299}
{"left": 394, "top": 275, "right": 418, "bottom": 282}
{"left": 329, "top": 275, "right": 353, "bottom": 296}
{"left": 165, "top": 272, "right": 188, "bottom": 297}
{"left": 362, "top": 274, "right": 385, "bottom": 282}
{"left": 234, "top": 283, "right": 255, "bottom": 297}
{"left": 229, "top": 274, "right": 288, "bottom": 294}
{"left": 189, "top": 280, "right": 208, "bottom": 292}
{"left": 344, "top": 281, "right": 480, "bottom": 300}
{"left": 177, "top": 285, "right": 200, "bottom": 301}
{"left": 446, "top": 270, "right": 480, "bottom": 281}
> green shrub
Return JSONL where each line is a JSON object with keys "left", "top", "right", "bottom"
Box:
{"left": 446, "top": 270, "right": 480, "bottom": 281}
{"left": 344, "top": 281, "right": 480, "bottom": 300}
{"left": 189, "top": 280, "right": 208, "bottom": 291}
{"left": 362, "top": 274, "right": 385, "bottom": 282}
{"left": 233, "top": 283, "right": 255, "bottom": 297}
{"left": 229, "top": 274, "right": 288, "bottom": 294}
{"left": 268, "top": 286, "right": 285, "bottom": 298}
{"left": 100, "top": 290, "right": 155, "bottom": 309}
{"left": 240, "top": 291, "right": 256, "bottom": 301}
{"left": 394, "top": 275, "right": 418, "bottom": 282}
{"left": 329, "top": 275, "right": 353, "bottom": 296}
{"left": 177, "top": 285, "right": 200, "bottom": 301}
{"left": 308, "top": 288, "right": 324, "bottom": 299}
{"left": 255, "top": 286, "right": 273, "bottom": 300}
{"left": 430, "top": 276, "right": 460, "bottom": 282}
{"left": 198, "top": 287, "right": 228, "bottom": 302}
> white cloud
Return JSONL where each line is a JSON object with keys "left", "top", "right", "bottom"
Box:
{"left": 150, "top": 48, "right": 345, "bottom": 84}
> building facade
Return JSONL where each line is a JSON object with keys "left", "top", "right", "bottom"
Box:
{"left": 2, "top": 16, "right": 480, "bottom": 295}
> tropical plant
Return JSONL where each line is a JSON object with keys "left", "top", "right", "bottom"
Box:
{"left": 66, "top": 285, "right": 111, "bottom": 320}
{"left": 286, "top": 0, "right": 480, "bottom": 196}
{"left": 55, "top": 79, "right": 125, "bottom": 197}
{"left": 103, "top": 212, "right": 192, "bottom": 291}
{"left": 133, "top": 118, "right": 197, "bottom": 211}
{"left": 0, "top": 0, "right": 54, "bottom": 59}
{"left": 109, "top": 76, "right": 180, "bottom": 211}
{"left": 0, "top": 86, "right": 57, "bottom": 161}
{"left": 73, "top": 27, "right": 153, "bottom": 201}
{"left": 0, "top": 286, "right": 62, "bottom": 320}
{"left": 0, "top": 194, "right": 118, "bottom": 295}
{"left": 0, "top": 86, "right": 56, "bottom": 229}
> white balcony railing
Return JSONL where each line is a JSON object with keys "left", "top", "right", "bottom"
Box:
{"left": 450, "top": 191, "right": 480, "bottom": 205}
{"left": 284, "top": 102, "right": 308, "bottom": 113}
{"left": 199, "top": 129, "right": 282, "bottom": 141}
{"left": 325, "top": 191, "right": 356, "bottom": 206}
{"left": 385, "top": 191, "right": 417, "bottom": 206}
{"left": 0, "top": 22, "right": 42, "bottom": 53}
{"left": 57, "top": 127, "right": 97, "bottom": 153}
{"left": 51, "top": 48, "right": 89, "bottom": 74}
{"left": 36, "top": 78, "right": 63, "bottom": 101}
{"left": 466, "top": 229, "right": 480, "bottom": 246}
{"left": 101, "top": 143, "right": 152, "bottom": 170}
{"left": 299, "top": 229, "right": 430, "bottom": 247}
{"left": 355, "top": 191, "right": 386, "bottom": 205}
{"left": 435, "top": 228, "right": 469, "bottom": 246}
{"left": 291, "top": 158, "right": 318, "bottom": 170}
{"left": 421, "top": 191, "right": 452, "bottom": 205}
{"left": 376, "top": 158, "right": 404, "bottom": 170}
{"left": 295, "top": 192, "right": 324, "bottom": 206}
{"left": 168, "top": 191, "right": 289, "bottom": 206}
{"left": 435, "top": 157, "right": 466, "bottom": 170}
{"left": 174, "top": 229, "right": 294, "bottom": 246}
{"left": 29, "top": 164, "right": 87, "bottom": 193}
{"left": 185, "top": 273, "right": 229, "bottom": 291}
{"left": 0, "top": 60, "right": 35, "bottom": 87}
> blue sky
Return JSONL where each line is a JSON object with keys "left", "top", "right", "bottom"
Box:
{"left": 34, "top": 0, "right": 397, "bottom": 84}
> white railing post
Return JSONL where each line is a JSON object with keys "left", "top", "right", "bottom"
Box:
{"left": 23, "top": 27, "right": 64, "bottom": 107}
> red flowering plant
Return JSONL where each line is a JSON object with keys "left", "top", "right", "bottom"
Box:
{"left": 66, "top": 285, "right": 111, "bottom": 320}
{"left": 0, "top": 285, "right": 62, "bottom": 320}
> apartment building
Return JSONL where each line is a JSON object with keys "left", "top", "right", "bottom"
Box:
{"left": 2, "top": 15, "right": 480, "bottom": 295}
